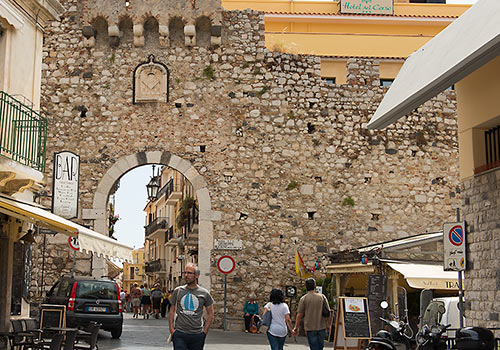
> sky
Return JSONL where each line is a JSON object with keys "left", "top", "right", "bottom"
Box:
{"left": 113, "top": 165, "right": 152, "bottom": 249}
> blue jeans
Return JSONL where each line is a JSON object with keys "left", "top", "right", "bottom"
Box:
{"left": 306, "top": 329, "right": 326, "bottom": 350}
{"left": 266, "top": 331, "right": 286, "bottom": 350}
{"left": 172, "top": 330, "right": 206, "bottom": 350}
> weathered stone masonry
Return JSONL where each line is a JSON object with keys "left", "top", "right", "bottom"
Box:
{"left": 35, "top": 0, "right": 461, "bottom": 324}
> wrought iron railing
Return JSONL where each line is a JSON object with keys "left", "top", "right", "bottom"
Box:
{"left": 475, "top": 125, "right": 500, "bottom": 174}
{"left": 0, "top": 91, "right": 47, "bottom": 172}
{"left": 144, "top": 217, "right": 167, "bottom": 237}
{"left": 157, "top": 178, "right": 181, "bottom": 200}
{"left": 145, "top": 259, "right": 166, "bottom": 273}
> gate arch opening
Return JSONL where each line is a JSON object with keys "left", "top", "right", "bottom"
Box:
{"left": 89, "top": 151, "right": 214, "bottom": 289}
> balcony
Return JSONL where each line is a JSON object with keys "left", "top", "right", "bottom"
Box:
{"left": 145, "top": 259, "right": 166, "bottom": 273}
{"left": 165, "top": 225, "right": 174, "bottom": 242}
{"left": 0, "top": 91, "right": 47, "bottom": 172}
{"left": 157, "top": 178, "right": 182, "bottom": 205}
{"left": 145, "top": 217, "right": 168, "bottom": 237}
{"left": 474, "top": 125, "right": 500, "bottom": 175}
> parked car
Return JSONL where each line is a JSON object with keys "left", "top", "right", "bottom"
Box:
{"left": 44, "top": 276, "right": 123, "bottom": 338}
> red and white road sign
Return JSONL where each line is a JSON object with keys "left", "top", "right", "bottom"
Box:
{"left": 217, "top": 255, "right": 235, "bottom": 274}
{"left": 68, "top": 236, "right": 80, "bottom": 251}
{"left": 443, "top": 222, "right": 466, "bottom": 271}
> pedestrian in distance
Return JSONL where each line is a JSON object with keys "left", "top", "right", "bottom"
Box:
{"left": 169, "top": 263, "right": 214, "bottom": 350}
{"left": 161, "top": 286, "right": 170, "bottom": 318}
{"left": 141, "top": 283, "right": 152, "bottom": 319}
{"left": 263, "top": 288, "right": 293, "bottom": 350}
{"left": 120, "top": 289, "right": 126, "bottom": 312}
{"left": 131, "top": 283, "right": 142, "bottom": 318}
{"left": 151, "top": 283, "right": 163, "bottom": 319}
{"left": 243, "top": 293, "right": 260, "bottom": 333}
{"left": 292, "top": 278, "right": 331, "bottom": 350}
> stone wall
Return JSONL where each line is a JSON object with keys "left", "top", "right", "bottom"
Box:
{"left": 462, "top": 168, "right": 500, "bottom": 336}
{"left": 34, "top": 0, "right": 461, "bottom": 325}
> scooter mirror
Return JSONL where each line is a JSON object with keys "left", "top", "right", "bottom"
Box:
{"left": 380, "top": 301, "right": 389, "bottom": 309}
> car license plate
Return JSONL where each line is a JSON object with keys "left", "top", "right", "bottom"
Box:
{"left": 88, "top": 306, "right": 107, "bottom": 312}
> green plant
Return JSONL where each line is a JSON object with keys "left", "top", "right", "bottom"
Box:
{"left": 342, "top": 196, "right": 355, "bottom": 206}
{"left": 286, "top": 180, "right": 298, "bottom": 190}
{"left": 175, "top": 77, "right": 181, "bottom": 85}
{"left": 256, "top": 86, "right": 269, "bottom": 97}
{"left": 312, "top": 139, "right": 321, "bottom": 146}
{"left": 242, "top": 62, "right": 250, "bottom": 69}
{"left": 109, "top": 53, "right": 115, "bottom": 63}
{"left": 202, "top": 65, "right": 214, "bottom": 80}
{"left": 176, "top": 196, "right": 195, "bottom": 228}
{"left": 252, "top": 67, "right": 261, "bottom": 75}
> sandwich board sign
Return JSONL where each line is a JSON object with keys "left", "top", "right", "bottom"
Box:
{"left": 443, "top": 222, "right": 466, "bottom": 271}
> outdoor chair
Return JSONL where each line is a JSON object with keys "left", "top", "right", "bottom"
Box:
{"left": 27, "top": 333, "right": 64, "bottom": 350}
{"left": 61, "top": 329, "right": 77, "bottom": 350}
{"left": 10, "top": 319, "right": 38, "bottom": 350}
{"left": 74, "top": 322, "right": 100, "bottom": 350}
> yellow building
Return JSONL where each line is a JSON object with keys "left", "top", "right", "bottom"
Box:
{"left": 223, "top": 0, "right": 470, "bottom": 83}
{"left": 122, "top": 247, "right": 146, "bottom": 292}
{"left": 144, "top": 167, "right": 198, "bottom": 291}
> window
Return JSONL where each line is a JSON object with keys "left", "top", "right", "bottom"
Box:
{"left": 322, "top": 77, "right": 336, "bottom": 86}
{"left": 380, "top": 79, "right": 394, "bottom": 87}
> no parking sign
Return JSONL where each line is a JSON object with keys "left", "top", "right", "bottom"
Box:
{"left": 443, "top": 222, "right": 466, "bottom": 271}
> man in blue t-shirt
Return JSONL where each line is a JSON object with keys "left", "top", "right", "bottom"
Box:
{"left": 169, "top": 263, "right": 214, "bottom": 350}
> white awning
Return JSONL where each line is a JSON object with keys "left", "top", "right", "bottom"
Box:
{"left": 77, "top": 224, "right": 132, "bottom": 262}
{"left": 388, "top": 263, "right": 458, "bottom": 290}
{"left": 0, "top": 195, "right": 132, "bottom": 262}
{"left": 368, "top": 0, "right": 500, "bottom": 129}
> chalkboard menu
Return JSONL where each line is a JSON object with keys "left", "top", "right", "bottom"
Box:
{"left": 368, "top": 274, "right": 387, "bottom": 333}
{"left": 342, "top": 298, "right": 371, "bottom": 339}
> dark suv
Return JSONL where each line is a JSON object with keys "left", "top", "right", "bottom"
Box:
{"left": 44, "top": 276, "right": 123, "bottom": 338}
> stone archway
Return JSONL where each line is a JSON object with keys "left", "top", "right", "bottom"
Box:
{"left": 85, "top": 151, "right": 216, "bottom": 289}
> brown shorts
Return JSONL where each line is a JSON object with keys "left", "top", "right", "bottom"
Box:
{"left": 132, "top": 298, "right": 140, "bottom": 307}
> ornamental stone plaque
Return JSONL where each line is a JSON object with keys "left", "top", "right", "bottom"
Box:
{"left": 134, "top": 55, "right": 169, "bottom": 103}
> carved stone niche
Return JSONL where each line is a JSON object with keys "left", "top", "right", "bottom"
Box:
{"left": 133, "top": 54, "right": 169, "bottom": 103}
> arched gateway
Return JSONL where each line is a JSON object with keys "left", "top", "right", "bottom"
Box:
{"left": 89, "top": 151, "right": 217, "bottom": 289}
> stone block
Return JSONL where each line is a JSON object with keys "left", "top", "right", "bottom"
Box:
{"left": 108, "top": 25, "right": 119, "bottom": 37}
{"left": 196, "top": 188, "right": 212, "bottom": 211}
{"left": 211, "top": 36, "right": 221, "bottom": 46}
{"left": 82, "top": 208, "right": 106, "bottom": 219}
{"left": 83, "top": 37, "right": 95, "bottom": 47}
{"left": 176, "top": 158, "right": 192, "bottom": 174}
{"left": 300, "top": 184, "right": 314, "bottom": 195}
{"left": 146, "top": 151, "right": 163, "bottom": 164}
{"left": 184, "top": 24, "right": 196, "bottom": 36}
{"left": 185, "top": 36, "right": 195, "bottom": 47}
{"left": 133, "top": 36, "right": 144, "bottom": 47}
{"left": 159, "top": 25, "right": 169, "bottom": 36}
{"left": 133, "top": 24, "right": 143, "bottom": 36}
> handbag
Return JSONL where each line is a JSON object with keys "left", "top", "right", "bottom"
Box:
{"left": 258, "top": 309, "right": 272, "bottom": 328}
{"left": 249, "top": 315, "right": 258, "bottom": 333}
{"left": 322, "top": 296, "right": 331, "bottom": 317}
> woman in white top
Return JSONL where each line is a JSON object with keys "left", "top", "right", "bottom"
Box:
{"left": 263, "top": 288, "right": 293, "bottom": 350}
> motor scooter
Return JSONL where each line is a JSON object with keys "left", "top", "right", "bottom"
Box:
{"left": 367, "top": 289, "right": 414, "bottom": 350}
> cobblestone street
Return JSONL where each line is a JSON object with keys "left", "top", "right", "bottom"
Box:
{"left": 97, "top": 313, "right": 313, "bottom": 350}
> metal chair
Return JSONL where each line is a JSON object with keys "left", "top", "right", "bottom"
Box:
{"left": 62, "top": 329, "right": 77, "bottom": 350}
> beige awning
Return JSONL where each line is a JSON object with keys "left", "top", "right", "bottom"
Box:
{"left": 0, "top": 195, "right": 133, "bottom": 262}
{"left": 368, "top": 0, "right": 500, "bottom": 130}
{"left": 388, "top": 263, "right": 458, "bottom": 290}
{"left": 0, "top": 195, "right": 78, "bottom": 236}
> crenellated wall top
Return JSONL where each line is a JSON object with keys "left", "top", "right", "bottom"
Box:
{"left": 80, "top": 0, "right": 222, "bottom": 25}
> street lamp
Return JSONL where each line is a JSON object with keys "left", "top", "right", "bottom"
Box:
{"left": 146, "top": 165, "right": 160, "bottom": 200}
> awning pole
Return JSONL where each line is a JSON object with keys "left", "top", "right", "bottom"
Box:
{"left": 456, "top": 208, "right": 464, "bottom": 328}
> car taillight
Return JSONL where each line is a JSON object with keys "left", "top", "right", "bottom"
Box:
{"left": 116, "top": 283, "right": 122, "bottom": 313}
{"left": 67, "top": 282, "right": 77, "bottom": 311}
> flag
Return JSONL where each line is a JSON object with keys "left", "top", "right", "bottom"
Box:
{"left": 295, "top": 248, "right": 312, "bottom": 279}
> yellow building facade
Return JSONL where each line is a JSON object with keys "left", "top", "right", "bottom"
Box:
{"left": 222, "top": 0, "right": 470, "bottom": 83}
{"left": 122, "top": 247, "right": 145, "bottom": 292}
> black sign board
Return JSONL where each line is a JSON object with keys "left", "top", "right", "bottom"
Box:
{"left": 333, "top": 296, "right": 371, "bottom": 349}
{"left": 343, "top": 298, "right": 371, "bottom": 338}
{"left": 368, "top": 274, "right": 387, "bottom": 333}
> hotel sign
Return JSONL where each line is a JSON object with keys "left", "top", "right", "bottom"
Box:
{"left": 340, "top": 0, "right": 393, "bottom": 15}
